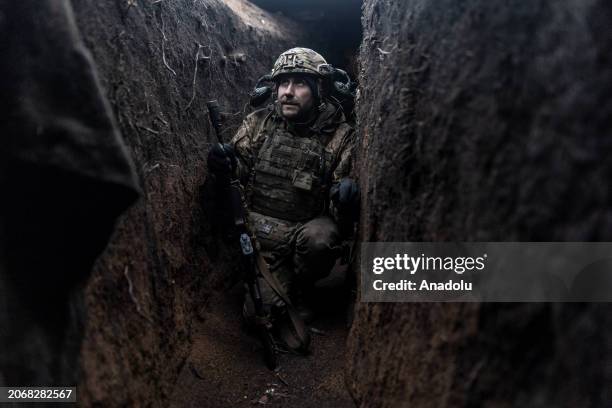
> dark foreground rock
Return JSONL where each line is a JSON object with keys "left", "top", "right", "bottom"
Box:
{"left": 0, "top": 0, "right": 138, "bottom": 388}
{"left": 348, "top": 0, "right": 612, "bottom": 407}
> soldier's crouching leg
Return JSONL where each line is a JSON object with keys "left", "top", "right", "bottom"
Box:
{"left": 293, "top": 216, "right": 342, "bottom": 286}
{"left": 242, "top": 270, "right": 292, "bottom": 325}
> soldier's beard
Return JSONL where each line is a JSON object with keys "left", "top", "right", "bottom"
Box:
{"left": 281, "top": 101, "right": 316, "bottom": 123}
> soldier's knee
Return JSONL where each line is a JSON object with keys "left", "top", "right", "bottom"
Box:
{"left": 294, "top": 218, "right": 341, "bottom": 284}
{"left": 303, "top": 233, "right": 334, "bottom": 257}
{"left": 296, "top": 217, "right": 340, "bottom": 257}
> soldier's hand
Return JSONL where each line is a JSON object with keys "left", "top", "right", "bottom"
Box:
{"left": 330, "top": 178, "right": 360, "bottom": 230}
{"left": 331, "top": 178, "right": 359, "bottom": 209}
{"left": 207, "top": 143, "right": 237, "bottom": 177}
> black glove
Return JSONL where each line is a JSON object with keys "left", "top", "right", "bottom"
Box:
{"left": 330, "top": 178, "right": 360, "bottom": 233}
{"left": 207, "top": 143, "right": 237, "bottom": 177}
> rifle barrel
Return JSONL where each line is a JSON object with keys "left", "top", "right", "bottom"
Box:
{"left": 206, "top": 100, "right": 223, "bottom": 143}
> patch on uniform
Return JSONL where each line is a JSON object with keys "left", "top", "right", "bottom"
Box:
{"left": 275, "top": 52, "right": 302, "bottom": 69}
{"left": 292, "top": 170, "right": 313, "bottom": 191}
{"left": 239, "top": 233, "right": 254, "bottom": 255}
{"left": 259, "top": 223, "right": 273, "bottom": 235}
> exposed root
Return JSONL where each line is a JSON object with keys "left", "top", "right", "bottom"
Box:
{"left": 124, "top": 266, "right": 154, "bottom": 324}
{"left": 184, "top": 43, "right": 212, "bottom": 111}
{"left": 157, "top": 5, "right": 177, "bottom": 76}
{"left": 144, "top": 162, "right": 160, "bottom": 173}
{"left": 136, "top": 123, "right": 160, "bottom": 135}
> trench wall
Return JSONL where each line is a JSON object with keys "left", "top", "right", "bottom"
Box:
{"left": 70, "top": 0, "right": 296, "bottom": 405}
{"left": 347, "top": 0, "right": 612, "bottom": 406}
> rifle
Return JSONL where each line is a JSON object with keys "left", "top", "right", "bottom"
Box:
{"left": 206, "top": 100, "right": 277, "bottom": 370}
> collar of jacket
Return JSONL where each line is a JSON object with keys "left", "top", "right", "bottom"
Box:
{"left": 271, "top": 100, "right": 346, "bottom": 137}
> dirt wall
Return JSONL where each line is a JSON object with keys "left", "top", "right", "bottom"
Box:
{"left": 69, "top": 0, "right": 297, "bottom": 405}
{"left": 348, "top": 0, "right": 612, "bottom": 406}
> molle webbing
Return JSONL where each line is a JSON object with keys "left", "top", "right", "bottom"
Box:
{"left": 251, "top": 128, "right": 332, "bottom": 222}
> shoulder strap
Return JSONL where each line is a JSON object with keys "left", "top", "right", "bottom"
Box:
{"left": 244, "top": 110, "right": 276, "bottom": 204}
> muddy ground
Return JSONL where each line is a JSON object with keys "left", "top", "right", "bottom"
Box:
{"left": 170, "top": 265, "right": 354, "bottom": 408}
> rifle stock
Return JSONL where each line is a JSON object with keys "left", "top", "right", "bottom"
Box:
{"left": 206, "top": 100, "right": 277, "bottom": 369}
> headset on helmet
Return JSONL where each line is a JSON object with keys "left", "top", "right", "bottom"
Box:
{"left": 250, "top": 47, "right": 356, "bottom": 114}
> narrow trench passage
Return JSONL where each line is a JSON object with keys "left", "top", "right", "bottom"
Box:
{"left": 169, "top": 266, "right": 354, "bottom": 407}
{"left": 5, "top": 0, "right": 612, "bottom": 406}
{"left": 170, "top": 1, "right": 362, "bottom": 406}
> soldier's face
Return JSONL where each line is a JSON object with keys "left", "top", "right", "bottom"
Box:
{"left": 277, "top": 75, "right": 315, "bottom": 120}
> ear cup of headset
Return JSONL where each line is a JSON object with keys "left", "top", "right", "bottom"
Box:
{"left": 250, "top": 86, "right": 273, "bottom": 107}
{"left": 330, "top": 68, "right": 356, "bottom": 98}
{"left": 248, "top": 68, "right": 356, "bottom": 110}
{"left": 249, "top": 74, "right": 274, "bottom": 107}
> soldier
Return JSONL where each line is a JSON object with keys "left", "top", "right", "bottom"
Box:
{"left": 208, "top": 48, "right": 359, "bottom": 335}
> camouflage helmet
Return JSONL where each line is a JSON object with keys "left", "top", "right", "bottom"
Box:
{"left": 271, "top": 47, "right": 327, "bottom": 80}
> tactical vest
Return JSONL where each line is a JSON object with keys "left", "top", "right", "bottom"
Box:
{"left": 250, "top": 125, "right": 334, "bottom": 222}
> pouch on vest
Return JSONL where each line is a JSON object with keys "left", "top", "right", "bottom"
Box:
{"left": 292, "top": 170, "right": 314, "bottom": 191}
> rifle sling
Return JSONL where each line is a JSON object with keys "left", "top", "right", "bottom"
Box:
{"left": 255, "top": 252, "right": 309, "bottom": 348}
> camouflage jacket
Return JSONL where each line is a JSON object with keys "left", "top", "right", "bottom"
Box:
{"left": 230, "top": 101, "right": 354, "bottom": 224}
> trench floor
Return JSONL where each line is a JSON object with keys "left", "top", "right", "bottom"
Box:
{"left": 169, "top": 266, "right": 355, "bottom": 408}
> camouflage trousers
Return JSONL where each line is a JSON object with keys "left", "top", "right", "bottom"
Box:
{"left": 247, "top": 212, "right": 342, "bottom": 309}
